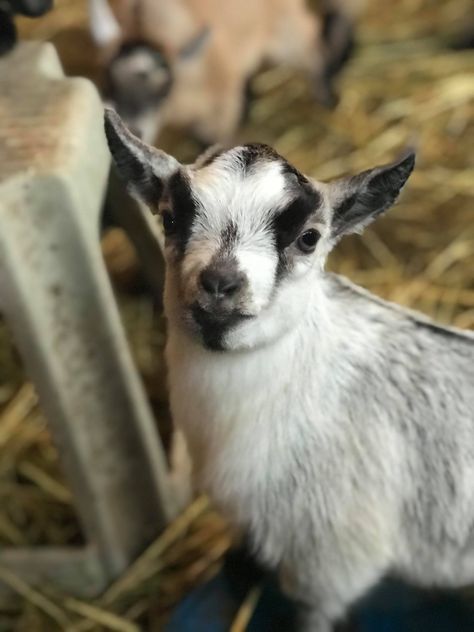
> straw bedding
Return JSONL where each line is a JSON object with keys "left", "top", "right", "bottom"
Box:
{"left": 0, "top": 0, "right": 472, "bottom": 628}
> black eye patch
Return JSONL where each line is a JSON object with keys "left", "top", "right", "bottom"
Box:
{"left": 167, "top": 171, "right": 198, "bottom": 254}
{"left": 273, "top": 190, "right": 321, "bottom": 250}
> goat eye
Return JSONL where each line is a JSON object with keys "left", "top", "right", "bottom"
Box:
{"left": 296, "top": 229, "right": 320, "bottom": 253}
{"left": 162, "top": 210, "right": 176, "bottom": 236}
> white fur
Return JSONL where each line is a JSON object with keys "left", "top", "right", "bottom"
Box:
{"left": 89, "top": 0, "right": 121, "bottom": 46}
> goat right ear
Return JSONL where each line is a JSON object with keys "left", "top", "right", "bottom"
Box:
{"left": 326, "top": 152, "right": 415, "bottom": 239}
{"left": 104, "top": 108, "right": 180, "bottom": 210}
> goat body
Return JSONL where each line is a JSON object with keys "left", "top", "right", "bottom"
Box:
{"left": 168, "top": 274, "right": 474, "bottom": 629}
{"left": 104, "top": 109, "right": 474, "bottom": 631}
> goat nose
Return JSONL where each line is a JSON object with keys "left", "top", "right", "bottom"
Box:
{"left": 200, "top": 267, "right": 244, "bottom": 298}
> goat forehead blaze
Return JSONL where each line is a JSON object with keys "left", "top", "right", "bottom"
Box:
{"left": 191, "top": 146, "right": 317, "bottom": 217}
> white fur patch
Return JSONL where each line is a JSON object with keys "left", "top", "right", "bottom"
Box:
{"left": 191, "top": 153, "right": 292, "bottom": 234}
{"left": 89, "top": 0, "right": 121, "bottom": 46}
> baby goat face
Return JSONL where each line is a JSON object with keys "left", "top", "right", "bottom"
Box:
{"left": 166, "top": 145, "right": 331, "bottom": 350}
{"left": 105, "top": 108, "right": 414, "bottom": 351}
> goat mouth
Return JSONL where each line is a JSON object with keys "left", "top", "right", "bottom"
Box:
{"left": 191, "top": 305, "right": 251, "bottom": 350}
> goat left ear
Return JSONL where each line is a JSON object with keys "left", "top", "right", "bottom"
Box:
{"left": 327, "top": 152, "right": 415, "bottom": 239}
{"left": 104, "top": 108, "right": 180, "bottom": 210}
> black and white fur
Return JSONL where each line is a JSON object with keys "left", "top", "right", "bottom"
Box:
{"left": 105, "top": 108, "right": 474, "bottom": 632}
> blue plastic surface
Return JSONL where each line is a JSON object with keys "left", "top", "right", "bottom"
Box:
{"left": 165, "top": 549, "right": 474, "bottom": 632}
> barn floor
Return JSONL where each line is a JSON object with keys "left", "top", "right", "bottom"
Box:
{"left": 0, "top": 0, "right": 473, "bottom": 629}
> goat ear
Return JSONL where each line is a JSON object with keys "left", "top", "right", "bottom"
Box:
{"left": 104, "top": 108, "right": 180, "bottom": 210}
{"left": 327, "top": 152, "right": 415, "bottom": 239}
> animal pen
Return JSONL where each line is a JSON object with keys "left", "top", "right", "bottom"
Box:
{"left": 0, "top": 0, "right": 473, "bottom": 630}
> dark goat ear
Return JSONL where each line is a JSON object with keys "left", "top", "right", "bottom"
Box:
{"left": 328, "top": 152, "right": 415, "bottom": 238}
{"left": 104, "top": 107, "right": 179, "bottom": 209}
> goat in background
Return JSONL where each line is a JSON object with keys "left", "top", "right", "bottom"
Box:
{"left": 90, "top": 0, "right": 361, "bottom": 143}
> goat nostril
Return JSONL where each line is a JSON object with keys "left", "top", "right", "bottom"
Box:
{"left": 200, "top": 268, "right": 243, "bottom": 298}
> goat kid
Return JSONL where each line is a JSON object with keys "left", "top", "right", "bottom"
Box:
{"left": 91, "top": 0, "right": 357, "bottom": 144}
{"left": 104, "top": 108, "right": 474, "bottom": 632}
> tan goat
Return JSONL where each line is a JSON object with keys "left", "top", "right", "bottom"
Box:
{"left": 90, "top": 0, "right": 360, "bottom": 144}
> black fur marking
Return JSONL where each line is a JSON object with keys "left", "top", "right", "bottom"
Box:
{"left": 239, "top": 144, "right": 312, "bottom": 195}
{"left": 192, "top": 305, "right": 251, "bottom": 351}
{"left": 321, "top": 10, "right": 355, "bottom": 79}
{"left": 240, "top": 143, "right": 282, "bottom": 172}
{"left": 322, "top": 9, "right": 337, "bottom": 41}
{"left": 10, "top": 0, "right": 52, "bottom": 18}
{"left": 111, "top": 39, "right": 167, "bottom": 60}
{"left": 272, "top": 189, "right": 321, "bottom": 282}
{"left": 240, "top": 77, "right": 255, "bottom": 125}
{"left": 0, "top": 8, "right": 17, "bottom": 55}
{"left": 281, "top": 161, "right": 311, "bottom": 187}
{"left": 414, "top": 320, "right": 474, "bottom": 344}
{"left": 167, "top": 171, "right": 197, "bottom": 254}
{"left": 273, "top": 191, "right": 321, "bottom": 251}
{"left": 332, "top": 153, "right": 415, "bottom": 237}
{"left": 220, "top": 221, "right": 239, "bottom": 251}
{"left": 332, "top": 192, "right": 357, "bottom": 227}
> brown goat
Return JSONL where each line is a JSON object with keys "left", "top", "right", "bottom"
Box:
{"left": 90, "top": 0, "right": 360, "bottom": 143}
